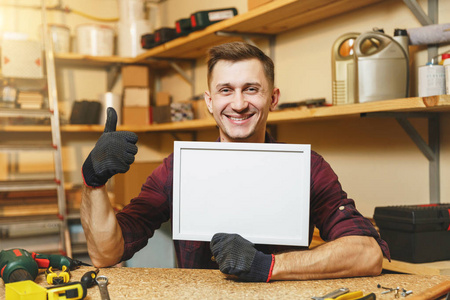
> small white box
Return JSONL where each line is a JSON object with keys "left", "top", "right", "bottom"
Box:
{"left": 1, "top": 39, "right": 43, "bottom": 79}
{"left": 173, "top": 141, "right": 311, "bottom": 246}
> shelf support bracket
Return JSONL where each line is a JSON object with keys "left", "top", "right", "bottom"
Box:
{"left": 403, "top": 0, "right": 439, "bottom": 62}
{"left": 106, "top": 64, "right": 121, "bottom": 92}
{"left": 363, "top": 112, "right": 440, "bottom": 204}
{"left": 168, "top": 60, "right": 196, "bottom": 98}
{"left": 403, "top": 0, "right": 434, "bottom": 25}
{"left": 215, "top": 31, "right": 276, "bottom": 60}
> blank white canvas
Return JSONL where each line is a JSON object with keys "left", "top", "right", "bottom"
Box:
{"left": 173, "top": 141, "right": 310, "bottom": 246}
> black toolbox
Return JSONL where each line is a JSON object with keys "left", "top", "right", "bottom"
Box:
{"left": 373, "top": 204, "right": 450, "bottom": 263}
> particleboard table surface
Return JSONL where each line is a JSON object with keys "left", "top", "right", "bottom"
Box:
{"left": 1, "top": 267, "right": 449, "bottom": 300}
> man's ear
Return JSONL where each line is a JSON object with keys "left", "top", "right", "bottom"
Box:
{"left": 269, "top": 88, "right": 280, "bottom": 111}
{"left": 204, "top": 91, "right": 213, "bottom": 114}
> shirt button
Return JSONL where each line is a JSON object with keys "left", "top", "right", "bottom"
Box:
{"left": 339, "top": 206, "right": 345, "bottom": 211}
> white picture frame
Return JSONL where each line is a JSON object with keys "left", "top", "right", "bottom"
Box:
{"left": 173, "top": 141, "right": 311, "bottom": 246}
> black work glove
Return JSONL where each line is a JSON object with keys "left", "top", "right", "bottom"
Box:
{"left": 82, "top": 107, "right": 138, "bottom": 188}
{"left": 210, "top": 233, "right": 275, "bottom": 282}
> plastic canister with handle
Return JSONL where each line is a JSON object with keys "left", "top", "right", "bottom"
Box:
{"left": 354, "top": 31, "right": 409, "bottom": 103}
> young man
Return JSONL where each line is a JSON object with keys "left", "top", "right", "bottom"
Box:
{"left": 81, "top": 42, "right": 389, "bottom": 282}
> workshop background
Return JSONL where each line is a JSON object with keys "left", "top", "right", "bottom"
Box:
{"left": 0, "top": 0, "right": 449, "bottom": 270}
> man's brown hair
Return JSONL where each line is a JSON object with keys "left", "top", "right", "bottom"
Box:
{"left": 207, "top": 42, "right": 274, "bottom": 88}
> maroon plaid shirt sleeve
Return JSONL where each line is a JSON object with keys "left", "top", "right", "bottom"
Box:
{"left": 117, "top": 154, "right": 174, "bottom": 262}
{"left": 310, "top": 151, "right": 390, "bottom": 260}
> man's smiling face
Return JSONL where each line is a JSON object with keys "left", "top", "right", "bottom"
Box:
{"left": 204, "top": 59, "right": 279, "bottom": 143}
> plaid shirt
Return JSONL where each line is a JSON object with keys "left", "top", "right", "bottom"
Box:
{"left": 117, "top": 134, "right": 390, "bottom": 267}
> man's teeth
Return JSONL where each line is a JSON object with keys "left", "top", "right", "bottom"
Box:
{"left": 229, "top": 116, "right": 251, "bottom": 121}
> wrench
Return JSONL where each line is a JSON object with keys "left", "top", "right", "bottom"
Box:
{"left": 96, "top": 275, "right": 111, "bottom": 300}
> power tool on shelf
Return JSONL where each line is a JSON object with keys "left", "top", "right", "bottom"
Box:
{"left": 0, "top": 248, "right": 91, "bottom": 284}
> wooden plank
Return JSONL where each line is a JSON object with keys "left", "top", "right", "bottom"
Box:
{"left": 268, "top": 95, "right": 450, "bottom": 124}
{"left": 223, "top": 0, "right": 337, "bottom": 34}
{"left": 55, "top": 53, "right": 133, "bottom": 67}
{"left": 263, "top": 0, "right": 384, "bottom": 34}
{"left": 0, "top": 204, "right": 59, "bottom": 217}
{"left": 133, "top": 0, "right": 386, "bottom": 60}
{"left": 2, "top": 96, "right": 450, "bottom": 133}
{"left": 55, "top": 53, "right": 169, "bottom": 69}
{"left": 50, "top": 1, "right": 387, "bottom": 63}
{"left": 383, "top": 258, "right": 450, "bottom": 276}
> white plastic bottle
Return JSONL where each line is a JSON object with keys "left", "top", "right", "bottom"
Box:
{"left": 418, "top": 62, "right": 445, "bottom": 97}
{"left": 444, "top": 58, "right": 450, "bottom": 95}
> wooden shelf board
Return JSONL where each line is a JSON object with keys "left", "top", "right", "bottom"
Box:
{"left": 2, "top": 96, "right": 449, "bottom": 133}
{"left": 51, "top": 1, "right": 386, "bottom": 64}
{"left": 0, "top": 107, "right": 52, "bottom": 118}
{"left": 268, "top": 95, "right": 450, "bottom": 124}
{"left": 383, "top": 258, "right": 450, "bottom": 276}
{"left": 0, "top": 179, "right": 59, "bottom": 192}
{"left": 133, "top": 0, "right": 385, "bottom": 61}
{"left": 0, "top": 125, "right": 52, "bottom": 132}
{"left": 55, "top": 53, "right": 133, "bottom": 67}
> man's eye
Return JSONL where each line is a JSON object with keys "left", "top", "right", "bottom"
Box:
{"left": 245, "top": 87, "right": 258, "bottom": 93}
{"left": 220, "top": 88, "right": 231, "bottom": 93}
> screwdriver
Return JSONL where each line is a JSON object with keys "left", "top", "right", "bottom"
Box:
{"left": 80, "top": 268, "right": 99, "bottom": 288}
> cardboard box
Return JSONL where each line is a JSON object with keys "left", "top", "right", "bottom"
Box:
{"left": 114, "top": 162, "right": 162, "bottom": 207}
{"left": 123, "top": 87, "right": 150, "bottom": 107}
{"left": 248, "top": 0, "right": 273, "bottom": 10}
{"left": 155, "top": 91, "right": 171, "bottom": 106}
{"left": 152, "top": 105, "right": 172, "bottom": 124}
{"left": 123, "top": 107, "right": 152, "bottom": 125}
{"left": 1, "top": 39, "right": 44, "bottom": 78}
{"left": 191, "top": 100, "right": 213, "bottom": 120}
{"left": 122, "top": 65, "right": 150, "bottom": 87}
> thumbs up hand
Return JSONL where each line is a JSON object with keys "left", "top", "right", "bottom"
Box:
{"left": 82, "top": 108, "right": 138, "bottom": 188}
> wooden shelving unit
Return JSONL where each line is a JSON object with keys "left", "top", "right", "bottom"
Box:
{"left": 53, "top": 0, "right": 386, "bottom": 66}
{"left": 2, "top": 95, "right": 449, "bottom": 133}
{"left": 134, "top": 0, "right": 386, "bottom": 61}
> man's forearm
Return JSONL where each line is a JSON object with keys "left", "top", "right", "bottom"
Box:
{"left": 271, "top": 236, "right": 383, "bottom": 280}
{"left": 80, "top": 185, "right": 124, "bottom": 267}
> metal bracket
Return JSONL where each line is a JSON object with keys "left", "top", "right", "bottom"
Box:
{"left": 106, "top": 65, "right": 121, "bottom": 91}
{"left": 403, "top": 0, "right": 439, "bottom": 61}
{"left": 363, "top": 112, "right": 440, "bottom": 203}
{"left": 403, "top": 0, "right": 434, "bottom": 25}
{"left": 215, "top": 31, "right": 276, "bottom": 60}
{"left": 168, "top": 60, "right": 196, "bottom": 97}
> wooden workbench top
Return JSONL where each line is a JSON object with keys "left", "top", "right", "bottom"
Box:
{"left": 1, "top": 267, "right": 449, "bottom": 299}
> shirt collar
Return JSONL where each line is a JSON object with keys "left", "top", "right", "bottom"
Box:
{"left": 215, "top": 132, "right": 276, "bottom": 143}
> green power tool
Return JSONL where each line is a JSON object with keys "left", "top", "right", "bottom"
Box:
{"left": 0, "top": 248, "right": 91, "bottom": 284}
